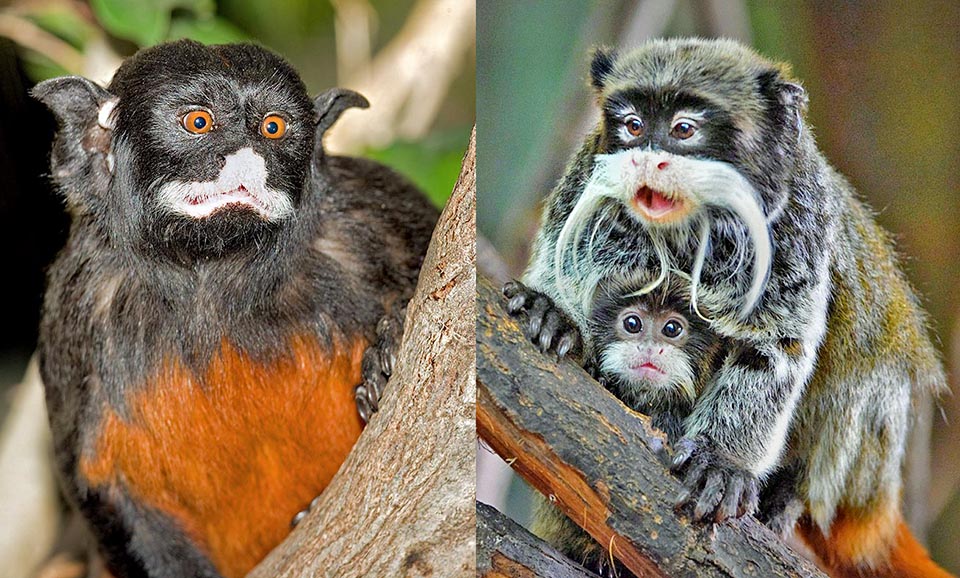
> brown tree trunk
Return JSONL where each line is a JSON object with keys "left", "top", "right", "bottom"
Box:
{"left": 248, "top": 129, "right": 477, "bottom": 578}
{"left": 476, "top": 274, "right": 826, "bottom": 578}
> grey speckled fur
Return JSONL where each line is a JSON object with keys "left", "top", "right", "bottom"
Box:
{"left": 524, "top": 38, "right": 945, "bottom": 558}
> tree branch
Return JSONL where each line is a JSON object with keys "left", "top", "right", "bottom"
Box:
{"left": 476, "top": 501, "right": 595, "bottom": 578}
{"left": 476, "top": 274, "right": 826, "bottom": 578}
{"left": 248, "top": 129, "right": 477, "bottom": 577}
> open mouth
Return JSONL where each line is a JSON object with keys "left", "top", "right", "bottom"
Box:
{"left": 185, "top": 184, "right": 266, "bottom": 216}
{"left": 634, "top": 186, "right": 683, "bottom": 221}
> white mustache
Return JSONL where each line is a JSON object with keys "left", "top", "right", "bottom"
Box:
{"left": 554, "top": 149, "right": 772, "bottom": 320}
{"left": 156, "top": 148, "right": 293, "bottom": 221}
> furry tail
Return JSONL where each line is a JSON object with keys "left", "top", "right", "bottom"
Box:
{"left": 798, "top": 511, "right": 955, "bottom": 578}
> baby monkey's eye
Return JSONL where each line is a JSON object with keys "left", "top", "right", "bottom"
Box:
{"left": 182, "top": 110, "right": 214, "bottom": 134}
{"left": 670, "top": 118, "right": 698, "bottom": 140}
{"left": 261, "top": 114, "right": 287, "bottom": 139}
{"left": 661, "top": 319, "right": 684, "bottom": 338}
{"left": 624, "top": 114, "right": 644, "bottom": 138}
{"left": 622, "top": 314, "right": 643, "bottom": 334}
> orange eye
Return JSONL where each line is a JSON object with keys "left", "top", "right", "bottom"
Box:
{"left": 261, "top": 114, "right": 287, "bottom": 139}
{"left": 182, "top": 110, "right": 213, "bottom": 134}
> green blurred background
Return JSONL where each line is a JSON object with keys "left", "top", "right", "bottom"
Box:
{"left": 476, "top": 0, "right": 960, "bottom": 572}
{"left": 0, "top": 0, "right": 475, "bottom": 380}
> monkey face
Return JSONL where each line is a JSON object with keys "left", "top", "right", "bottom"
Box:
{"left": 589, "top": 278, "right": 724, "bottom": 409}
{"left": 34, "top": 41, "right": 373, "bottom": 262}
{"left": 105, "top": 41, "right": 316, "bottom": 256}
{"left": 597, "top": 303, "right": 698, "bottom": 402}
{"left": 552, "top": 40, "right": 808, "bottom": 317}
{"left": 587, "top": 39, "right": 806, "bottom": 225}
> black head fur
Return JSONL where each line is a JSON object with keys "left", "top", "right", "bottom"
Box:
{"left": 33, "top": 41, "right": 371, "bottom": 262}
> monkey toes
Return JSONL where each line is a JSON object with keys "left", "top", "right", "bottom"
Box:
{"left": 354, "top": 307, "right": 405, "bottom": 423}
{"left": 671, "top": 436, "right": 759, "bottom": 522}
{"left": 502, "top": 280, "right": 582, "bottom": 358}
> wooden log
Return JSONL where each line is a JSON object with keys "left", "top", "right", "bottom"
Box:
{"left": 476, "top": 501, "right": 595, "bottom": 578}
{"left": 248, "top": 129, "right": 477, "bottom": 578}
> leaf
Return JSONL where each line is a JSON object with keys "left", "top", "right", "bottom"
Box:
{"left": 167, "top": 15, "right": 250, "bottom": 44}
{"left": 89, "top": 0, "right": 169, "bottom": 46}
{"left": 89, "top": 0, "right": 216, "bottom": 46}
{"left": 365, "top": 127, "right": 472, "bottom": 208}
{"left": 28, "top": 7, "right": 97, "bottom": 51}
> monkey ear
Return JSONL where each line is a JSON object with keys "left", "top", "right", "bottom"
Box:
{"left": 776, "top": 80, "right": 807, "bottom": 139}
{"left": 32, "top": 77, "right": 117, "bottom": 202}
{"left": 32, "top": 76, "right": 117, "bottom": 134}
{"left": 590, "top": 46, "right": 618, "bottom": 90}
{"left": 758, "top": 70, "right": 808, "bottom": 140}
{"left": 313, "top": 88, "right": 370, "bottom": 137}
{"left": 777, "top": 81, "right": 808, "bottom": 114}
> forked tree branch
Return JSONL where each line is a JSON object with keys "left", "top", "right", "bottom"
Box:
{"left": 248, "top": 129, "right": 477, "bottom": 577}
{"left": 476, "top": 274, "right": 826, "bottom": 578}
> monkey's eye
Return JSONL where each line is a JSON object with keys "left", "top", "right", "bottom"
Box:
{"left": 182, "top": 110, "right": 214, "bottom": 134}
{"left": 661, "top": 319, "right": 684, "bottom": 339}
{"left": 622, "top": 314, "right": 643, "bottom": 334}
{"left": 623, "top": 114, "right": 644, "bottom": 138}
{"left": 261, "top": 114, "right": 287, "bottom": 139}
{"left": 670, "top": 118, "right": 698, "bottom": 140}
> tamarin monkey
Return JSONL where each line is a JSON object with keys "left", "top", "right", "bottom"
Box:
{"left": 505, "top": 38, "right": 954, "bottom": 578}
{"left": 530, "top": 277, "right": 732, "bottom": 577}
{"left": 34, "top": 40, "right": 438, "bottom": 578}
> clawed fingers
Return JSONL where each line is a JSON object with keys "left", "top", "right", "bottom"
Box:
{"left": 501, "top": 279, "right": 582, "bottom": 359}
{"left": 671, "top": 436, "right": 760, "bottom": 522}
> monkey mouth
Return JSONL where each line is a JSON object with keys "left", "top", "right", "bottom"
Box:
{"left": 634, "top": 186, "right": 685, "bottom": 222}
{"left": 628, "top": 361, "right": 666, "bottom": 379}
{"left": 184, "top": 184, "right": 268, "bottom": 217}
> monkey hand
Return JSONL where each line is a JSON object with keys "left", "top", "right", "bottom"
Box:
{"left": 355, "top": 306, "right": 406, "bottom": 423}
{"left": 502, "top": 280, "right": 582, "bottom": 358}
{"left": 671, "top": 435, "right": 759, "bottom": 522}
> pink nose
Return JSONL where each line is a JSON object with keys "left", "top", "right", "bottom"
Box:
{"left": 657, "top": 161, "right": 669, "bottom": 170}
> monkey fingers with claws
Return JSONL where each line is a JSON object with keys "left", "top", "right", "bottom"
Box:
{"left": 503, "top": 280, "right": 582, "bottom": 358}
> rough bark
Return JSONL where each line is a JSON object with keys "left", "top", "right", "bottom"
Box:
{"left": 248, "top": 129, "right": 477, "bottom": 578}
{"left": 476, "top": 274, "right": 827, "bottom": 578}
{"left": 476, "top": 501, "right": 595, "bottom": 578}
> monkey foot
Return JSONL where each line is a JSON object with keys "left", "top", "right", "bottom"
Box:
{"left": 355, "top": 306, "right": 405, "bottom": 423}
{"left": 757, "top": 462, "right": 805, "bottom": 536}
{"left": 671, "top": 435, "right": 759, "bottom": 522}
{"left": 502, "top": 280, "right": 582, "bottom": 358}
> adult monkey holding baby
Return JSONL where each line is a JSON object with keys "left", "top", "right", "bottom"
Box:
{"left": 505, "top": 38, "right": 953, "bottom": 578}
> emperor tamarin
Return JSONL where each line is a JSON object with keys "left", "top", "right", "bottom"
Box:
{"left": 506, "top": 38, "right": 952, "bottom": 578}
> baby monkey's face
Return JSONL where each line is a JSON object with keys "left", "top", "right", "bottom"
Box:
{"left": 589, "top": 282, "right": 724, "bottom": 409}
{"left": 599, "top": 302, "right": 695, "bottom": 393}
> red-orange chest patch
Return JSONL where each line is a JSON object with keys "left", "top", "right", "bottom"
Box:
{"left": 79, "top": 334, "right": 367, "bottom": 578}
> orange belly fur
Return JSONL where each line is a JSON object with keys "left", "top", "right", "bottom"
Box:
{"left": 79, "top": 334, "right": 367, "bottom": 578}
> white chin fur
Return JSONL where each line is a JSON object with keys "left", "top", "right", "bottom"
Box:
{"left": 157, "top": 148, "right": 293, "bottom": 221}
{"left": 555, "top": 149, "right": 772, "bottom": 319}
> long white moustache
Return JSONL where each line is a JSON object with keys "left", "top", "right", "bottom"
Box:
{"left": 553, "top": 150, "right": 771, "bottom": 320}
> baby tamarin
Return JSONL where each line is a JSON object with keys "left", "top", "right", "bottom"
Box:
{"left": 533, "top": 278, "right": 732, "bottom": 577}
{"left": 587, "top": 277, "right": 724, "bottom": 444}
{"left": 34, "top": 40, "right": 437, "bottom": 578}
{"left": 507, "top": 38, "right": 953, "bottom": 578}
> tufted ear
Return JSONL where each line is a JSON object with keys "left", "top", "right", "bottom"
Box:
{"left": 757, "top": 69, "right": 808, "bottom": 142}
{"left": 31, "top": 76, "right": 117, "bottom": 205}
{"left": 32, "top": 76, "right": 117, "bottom": 135}
{"left": 589, "top": 46, "right": 618, "bottom": 91}
{"left": 313, "top": 88, "right": 369, "bottom": 137}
